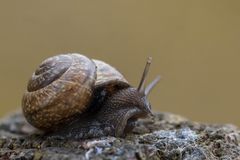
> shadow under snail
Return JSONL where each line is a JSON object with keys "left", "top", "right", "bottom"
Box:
{"left": 22, "top": 53, "right": 160, "bottom": 139}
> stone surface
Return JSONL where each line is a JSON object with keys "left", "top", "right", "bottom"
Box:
{"left": 0, "top": 112, "right": 239, "bottom": 160}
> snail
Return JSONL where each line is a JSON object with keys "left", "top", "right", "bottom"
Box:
{"left": 22, "top": 53, "right": 160, "bottom": 139}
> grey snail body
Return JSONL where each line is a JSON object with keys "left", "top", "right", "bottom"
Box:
{"left": 22, "top": 53, "right": 160, "bottom": 139}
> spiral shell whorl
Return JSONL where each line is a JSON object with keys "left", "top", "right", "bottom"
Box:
{"left": 22, "top": 53, "right": 96, "bottom": 130}
{"left": 27, "top": 55, "right": 72, "bottom": 92}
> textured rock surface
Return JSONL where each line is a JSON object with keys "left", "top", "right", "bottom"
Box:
{"left": 0, "top": 112, "right": 239, "bottom": 160}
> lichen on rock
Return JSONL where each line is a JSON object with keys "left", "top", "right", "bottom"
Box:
{"left": 0, "top": 112, "right": 239, "bottom": 160}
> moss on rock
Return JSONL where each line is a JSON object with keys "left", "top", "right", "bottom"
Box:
{"left": 0, "top": 112, "right": 239, "bottom": 160}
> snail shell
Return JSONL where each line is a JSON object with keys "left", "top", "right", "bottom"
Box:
{"left": 22, "top": 53, "right": 129, "bottom": 131}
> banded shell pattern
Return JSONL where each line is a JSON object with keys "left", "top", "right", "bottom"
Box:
{"left": 22, "top": 53, "right": 129, "bottom": 131}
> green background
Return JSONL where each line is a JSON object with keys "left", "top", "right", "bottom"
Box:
{"left": 0, "top": 1, "right": 239, "bottom": 126}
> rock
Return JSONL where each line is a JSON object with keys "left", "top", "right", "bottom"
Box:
{"left": 0, "top": 112, "right": 239, "bottom": 160}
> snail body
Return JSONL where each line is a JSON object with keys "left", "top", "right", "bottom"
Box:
{"left": 22, "top": 53, "right": 160, "bottom": 139}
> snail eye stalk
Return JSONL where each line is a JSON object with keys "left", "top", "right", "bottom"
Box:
{"left": 138, "top": 57, "right": 152, "bottom": 94}
{"left": 145, "top": 76, "right": 161, "bottom": 96}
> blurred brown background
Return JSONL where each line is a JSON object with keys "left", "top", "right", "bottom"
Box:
{"left": 0, "top": 1, "right": 239, "bottom": 126}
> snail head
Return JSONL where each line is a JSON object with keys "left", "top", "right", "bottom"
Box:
{"left": 136, "top": 57, "right": 161, "bottom": 117}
